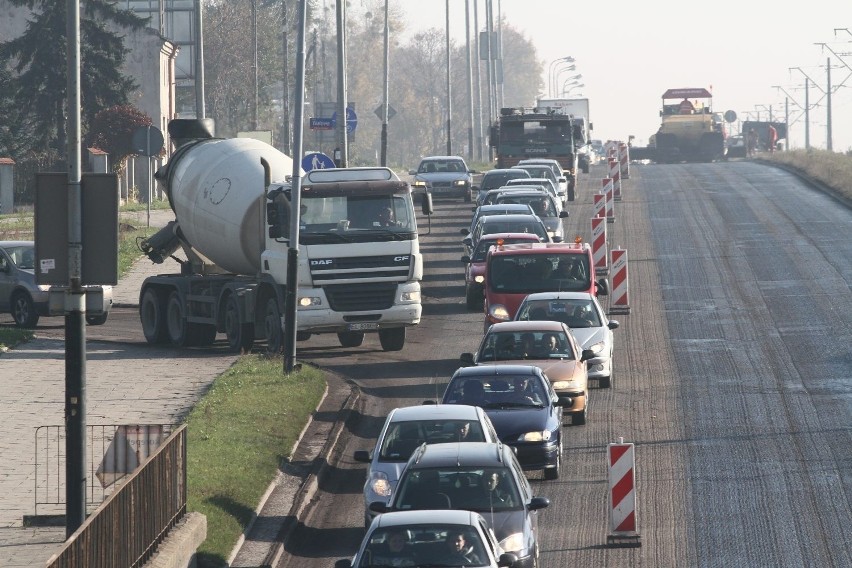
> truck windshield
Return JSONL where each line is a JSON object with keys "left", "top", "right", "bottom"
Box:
{"left": 299, "top": 194, "right": 415, "bottom": 241}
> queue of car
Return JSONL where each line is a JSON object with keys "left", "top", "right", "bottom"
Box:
{"left": 342, "top": 159, "right": 619, "bottom": 567}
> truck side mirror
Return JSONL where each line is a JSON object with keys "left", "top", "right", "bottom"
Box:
{"left": 421, "top": 193, "right": 433, "bottom": 215}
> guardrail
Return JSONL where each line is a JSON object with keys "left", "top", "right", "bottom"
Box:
{"left": 45, "top": 424, "right": 188, "bottom": 567}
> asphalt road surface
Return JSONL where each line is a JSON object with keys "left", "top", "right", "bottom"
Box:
{"left": 274, "top": 161, "right": 852, "bottom": 567}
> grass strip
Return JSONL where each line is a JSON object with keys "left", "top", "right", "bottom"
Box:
{"left": 185, "top": 356, "right": 327, "bottom": 567}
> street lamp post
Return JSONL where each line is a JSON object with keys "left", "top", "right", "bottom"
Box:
{"left": 552, "top": 64, "right": 576, "bottom": 99}
{"left": 445, "top": 0, "right": 452, "bottom": 155}
{"left": 548, "top": 56, "right": 574, "bottom": 98}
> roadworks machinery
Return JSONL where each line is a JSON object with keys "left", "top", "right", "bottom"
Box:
{"left": 633, "top": 88, "right": 726, "bottom": 163}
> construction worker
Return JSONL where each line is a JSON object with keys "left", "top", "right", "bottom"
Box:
{"left": 768, "top": 124, "right": 778, "bottom": 153}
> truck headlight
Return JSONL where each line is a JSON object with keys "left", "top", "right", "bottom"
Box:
{"left": 399, "top": 289, "right": 421, "bottom": 303}
{"left": 298, "top": 296, "right": 322, "bottom": 307}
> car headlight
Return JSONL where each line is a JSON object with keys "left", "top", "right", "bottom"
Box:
{"left": 413, "top": 180, "right": 427, "bottom": 188}
{"left": 369, "top": 472, "right": 393, "bottom": 497}
{"left": 453, "top": 179, "right": 468, "bottom": 187}
{"left": 488, "top": 304, "right": 510, "bottom": 322}
{"left": 552, "top": 380, "right": 577, "bottom": 391}
{"left": 498, "top": 532, "right": 525, "bottom": 555}
{"left": 473, "top": 275, "right": 485, "bottom": 284}
{"left": 519, "top": 430, "right": 551, "bottom": 442}
{"left": 399, "top": 289, "right": 421, "bottom": 303}
{"left": 38, "top": 285, "right": 52, "bottom": 292}
{"left": 298, "top": 296, "right": 322, "bottom": 307}
{"left": 587, "top": 340, "right": 606, "bottom": 355}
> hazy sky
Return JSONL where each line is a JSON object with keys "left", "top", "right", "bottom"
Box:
{"left": 374, "top": 0, "right": 852, "bottom": 151}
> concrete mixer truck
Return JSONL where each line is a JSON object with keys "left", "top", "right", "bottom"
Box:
{"left": 137, "top": 119, "right": 430, "bottom": 354}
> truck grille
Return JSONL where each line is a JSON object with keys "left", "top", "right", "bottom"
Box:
{"left": 324, "top": 282, "right": 397, "bottom": 311}
{"left": 309, "top": 254, "right": 411, "bottom": 283}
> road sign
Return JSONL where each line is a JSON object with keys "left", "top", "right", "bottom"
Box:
{"left": 331, "top": 106, "right": 358, "bottom": 134}
{"left": 131, "top": 125, "right": 164, "bottom": 157}
{"left": 301, "top": 152, "right": 336, "bottom": 171}
{"left": 309, "top": 117, "right": 334, "bottom": 130}
{"left": 374, "top": 104, "right": 397, "bottom": 121}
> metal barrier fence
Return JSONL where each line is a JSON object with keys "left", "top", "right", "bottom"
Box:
{"left": 46, "top": 424, "right": 188, "bottom": 568}
{"left": 32, "top": 424, "right": 176, "bottom": 519}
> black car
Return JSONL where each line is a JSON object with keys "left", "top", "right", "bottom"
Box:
{"left": 438, "top": 365, "right": 567, "bottom": 479}
{"left": 370, "top": 441, "right": 549, "bottom": 567}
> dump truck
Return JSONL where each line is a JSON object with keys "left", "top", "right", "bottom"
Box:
{"left": 138, "top": 119, "right": 429, "bottom": 354}
{"left": 536, "top": 98, "right": 593, "bottom": 173}
{"left": 630, "top": 88, "right": 727, "bottom": 163}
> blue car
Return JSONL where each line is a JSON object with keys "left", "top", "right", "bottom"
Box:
{"left": 439, "top": 365, "right": 568, "bottom": 480}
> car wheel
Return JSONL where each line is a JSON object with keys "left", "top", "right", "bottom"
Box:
{"left": 11, "top": 291, "right": 39, "bottom": 328}
{"left": 140, "top": 288, "right": 167, "bottom": 344}
{"left": 379, "top": 327, "right": 405, "bottom": 351}
{"left": 573, "top": 403, "right": 587, "bottom": 426}
{"left": 338, "top": 331, "right": 364, "bottom": 348}
{"left": 85, "top": 313, "right": 108, "bottom": 326}
{"left": 224, "top": 295, "right": 254, "bottom": 353}
{"left": 264, "top": 297, "right": 284, "bottom": 355}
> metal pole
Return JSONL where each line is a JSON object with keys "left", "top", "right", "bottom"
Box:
{"left": 284, "top": 0, "right": 308, "bottom": 373}
{"left": 496, "top": 0, "right": 503, "bottom": 110}
{"left": 195, "top": 0, "right": 206, "bottom": 118}
{"left": 473, "top": 0, "right": 483, "bottom": 161}
{"left": 336, "top": 0, "right": 348, "bottom": 166}
{"left": 380, "top": 0, "right": 389, "bottom": 166}
{"left": 485, "top": 0, "right": 494, "bottom": 161}
{"left": 826, "top": 57, "right": 832, "bottom": 151}
{"left": 445, "top": 0, "right": 452, "bottom": 155}
{"left": 252, "top": 0, "right": 258, "bottom": 130}
{"left": 805, "top": 78, "right": 810, "bottom": 150}
{"left": 785, "top": 97, "right": 789, "bottom": 151}
{"left": 465, "top": 0, "right": 474, "bottom": 160}
{"left": 65, "top": 0, "right": 86, "bottom": 536}
{"left": 282, "top": 1, "right": 291, "bottom": 155}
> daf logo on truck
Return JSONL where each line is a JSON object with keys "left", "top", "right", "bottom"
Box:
{"left": 311, "top": 259, "right": 334, "bottom": 266}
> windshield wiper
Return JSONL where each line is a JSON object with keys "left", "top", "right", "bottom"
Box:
{"left": 302, "top": 232, "right": 354, "bottom": 243}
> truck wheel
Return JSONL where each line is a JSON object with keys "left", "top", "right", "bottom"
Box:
{"left": 379, "top": 328, "right": 405, "bottom": 351}
{"left": 264, "top": 298, "right": 284, "bottom": 354}
{"left": 166, "top": 291, "right": 191, "bottom": 347}
{"left": 224, "top": 296, "right": 254, "bottom": 353}
{"left": 140, "top": 288, "right": 167, "bottom": 344}
{"left": 337, "top": 331, "right": 364, "bottom": 348}
{"left": 11, "top": 291, "right": 39, "bottom": 328}
{"left": 85, "top": 313, "right": 108, "bottom": 326}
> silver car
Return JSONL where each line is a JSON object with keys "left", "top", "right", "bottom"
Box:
{"left": 0, "top": 240, "right": 112, "bottom": 328}
{"left": 353, "top": 404, "right": 499, "bottom": 526}
{"left": 514, "top": 291, "right": 619, "bottom": 388}
{"left": 409, "top": 156, "right": 476, "bottom": 202}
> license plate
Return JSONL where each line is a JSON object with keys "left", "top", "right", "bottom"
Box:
{"left": 348, "top": 322, "right": 379, "bottom": 331}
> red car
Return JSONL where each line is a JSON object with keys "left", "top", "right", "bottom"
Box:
{"left": 461, "top": 233, "right": 542, "bottom": 310}
{"left": 483, "top": 241, "right": 608, "bottom": 331}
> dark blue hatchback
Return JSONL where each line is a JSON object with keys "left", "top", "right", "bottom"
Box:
{"left": 439, "top": 365, "right": 567, "bottom": 480}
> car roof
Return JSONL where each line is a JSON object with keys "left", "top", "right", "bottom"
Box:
{"left": 374, "top": 509, "right": 481, "bottom": 528}
{"left": 408, "top": 441, "right": 513, "bottom": 468}
{"left": 494, "top": 190, "right": 554, "bottom": 199}
{"left": 420, "top": 155, "right": 466, "bottom": 162}
{"left": 509, "top": 178, "right": 553, "bottom": 184}
{"left": 452, "top": 364, "right": 542, "bottom": 378}
{"left": 476, "top": 232, "right": 542, "bottom": 242}
{"left": 477, "top": 203, "right": 533, "bottom": 211}
{"left": 388, "top": 404, "right": 483, "bottom": 421}
{"left": 487, "top": 320, "right": 567, "bottom": 333}
{"left": 482, "top": 168, "right": 530, "bottom": 176}
{"left": 478, "top": 213, "right": 543, "bottom": 223}
{"left": 0, "top": 240, "right": 34, "bottom": 248}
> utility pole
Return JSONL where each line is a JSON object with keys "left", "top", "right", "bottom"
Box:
{"left": 473, "top": 0, "right": 483, "bottom": 161}
{"left": 826, "top": 57, "right": 832, "bottom": 151}
{"left": 281, "top": 1, "right": 291, "bottom": 156}
{"left": 805, "top": 78, "right": 810, "bottom": 150}
{"left": 485, "top": 0, "right": 494, "bottom": 161}
{"left": 252, "top": 0, "right": 258, "bottom": 130}
{"left": 380, "top": 0, "right": 389, "bottom": 166}
{"left": 195, "top": 0, "right": 205, "bottom": 119}
{"left": 445, "top": 0, "right": 452, "bottom": 155}
{"left": 335, "top": 0, "right": 348, "bottom": 166}
{"left": 465, "top": 0, "right": 474, "bottom": 161}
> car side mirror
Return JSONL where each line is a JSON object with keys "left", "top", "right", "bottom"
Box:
{"left": 596, "top": 278, "right": 609, "bottom": 296}
{"left": 528, "top": 496, "right": 550, "bottom": 511}
{"left": 580, "top": 349, "right": 595, "bottom": 362}
{"left": 557, "top": 396, "right": 573, "bottom": 407}
{"left": 369, "top": 501, "right": 390, "bottom": 514}
{"left": 608, "top": 320, "right": 620, "bottom": 330}
{"left": 552, "top": 236, "right": 563, "bottom": 243}
{"left": 460, "top": 352, "right": 475, "bottom": 366}
{"left": 498, "top": 552, "right": 519, "bottom": 567}
{"left": 408, "top": 170, "right": 417, "bottom": 175}
{"left": 559, "top": 211, "right": 569, "bottom": 218}
{"left": 353, "top": 450, "right": 371, "bottom": 463}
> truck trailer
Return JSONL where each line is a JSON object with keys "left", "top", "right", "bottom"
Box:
{"left": 138, "top": 119, "right": 429, "bottom": 354}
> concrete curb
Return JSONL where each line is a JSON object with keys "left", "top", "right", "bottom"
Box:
{"left": 755, "top": 158, "right": 852, "bottom": 209}
{"left": 262, "top": 380, "right": 361, "bottom": 568}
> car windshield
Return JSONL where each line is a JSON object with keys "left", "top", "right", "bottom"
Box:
{"left": 495, "top": 194, "right": 557, "bottom": 218}
{"left": 3, "top": 245, "right": 35, "bottom": 270}
{"left": 395, "top": 466, "right": 522, "bottom": 512}
{"left": 419, "top": 159, "right": 466, "bottom": 174}
{"left": 480, "top": 171, "right": 529, "bottom": 192}
{"left": 362, "top": 524, "right": 489, "bottom": 568}
{"left": 517, "top": 299, "right": 602, "bottom": 328}
{"left": 478, "top": 220, "right": 548, "bottom": 242}
{"left": 476, "top": 330, "right": 576, "bottom": 361}
{"left": 488, "top": 253, "right": 592, "bottom": 293}
{"left": 379, "top": 420, "right": 486, "bottom": 461}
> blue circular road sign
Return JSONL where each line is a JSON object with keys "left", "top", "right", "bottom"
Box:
{"left": 302, "top": 152, "right": 336, "bottom": 171}
{"left": 331, "top": 107, "right": 358, "bottom": 134}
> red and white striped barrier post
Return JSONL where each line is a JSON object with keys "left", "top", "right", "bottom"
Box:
{"left": 594, "top": 192, "right": 607, "bottom": 221}
{"left": 608, "top": 158, "right": 623, "bottom": 202}
{"left": 619, "top": 142, "right": 630, "bottom": 180}
{"left": 591, "top": 215, "right": 608, "bottom": 275}
{"left": 607, "top": 437, "right": 641, "bottom": 547}
{"left": 602, "top": 177, "right": 615, "bottom": 223}
{"left": 609, "top": 248, "right": 630, "bottom": 313}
